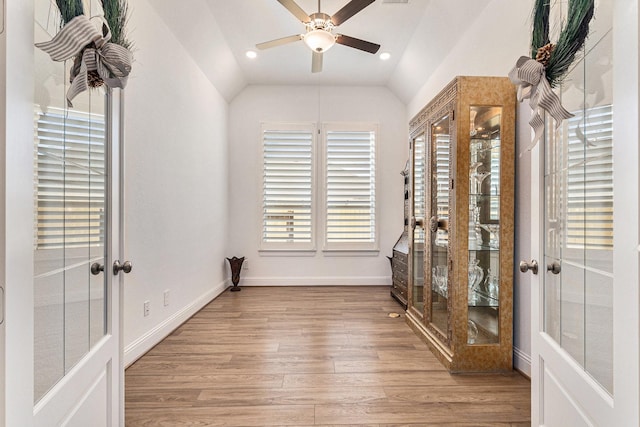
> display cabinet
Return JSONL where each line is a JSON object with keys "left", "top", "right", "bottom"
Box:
{"left": 406, "top": 76, "right": 515, "bottom": 372}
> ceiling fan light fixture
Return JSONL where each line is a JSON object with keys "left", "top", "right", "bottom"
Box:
{"left": 303, "top": 29, "right": 336, "bottom": 52}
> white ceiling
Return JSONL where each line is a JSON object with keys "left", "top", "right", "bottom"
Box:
{"left": 148, "top": 0, "right": 493, "bottom": 103}
{"left": 204, "top": 0, "right": 430, "bottom": 87}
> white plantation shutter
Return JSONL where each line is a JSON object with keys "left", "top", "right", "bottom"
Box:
{"left": 566, "top": 104, "right": 613, "bottom": 250}
{"left": 34, "top": 107, "right": 106, "bottom": 249}
{"left": 413, "top": 135, "right": 426, "bottom": 222}
{"left": 434, "top": 135, "right": 449, "bottom": 219}
{"left": 262, "top": 124, "right": 314, "bottom": 249}
{"left": 324, "top": 125, "right": 377, "bottom": 249}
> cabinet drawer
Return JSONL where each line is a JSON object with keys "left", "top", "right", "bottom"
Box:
{"left": 393, "top": 271, "right": 408, "bottom": 287}
{"left": 393, "top": 251, "right": 408, "bottom": 266}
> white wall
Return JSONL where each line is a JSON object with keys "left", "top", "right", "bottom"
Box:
{"left": 228, "top": 85, "right": 407, "bottom": 286}
{"left": 122, "top": 0, "right": 230, "bottom": 365}
{"left": 404, "top": 0, "right": 533, "bottom": 375}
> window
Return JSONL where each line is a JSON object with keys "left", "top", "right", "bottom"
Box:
{"left": 261, "top": 122, "right": 378, "bottom": 253}
{"left": 323, "top": 124, "right": 378, "bottom": 251}
{"left": 565, "top": 104, "right": 613, "bottom": 250}
{"left": 34, "top": 107, "right": 106, "bottom": 249}
{"left": 261, "top": 123, "right": 315, "bottom": 251}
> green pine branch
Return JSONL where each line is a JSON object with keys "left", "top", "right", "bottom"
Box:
{"left": 102, "top": 0, "right": 132, "bottom": 50}
{"left": 56, "top": 0, "right": 84, "bottom": 25}
{"left": 531, "top": 0, "right": 550, "bottom": 58}
{"left": 546, "top": 0, "right": 594, "bottom": 87}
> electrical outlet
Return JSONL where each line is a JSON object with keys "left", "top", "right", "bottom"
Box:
{"left": 164, "top": 290, "right": 170, "bottom": 307}
{"left": 143, "top": 300, "right": 150, "bottom": 317}
{"left": 243, "top": 260, "right": 249, "bottom": 270}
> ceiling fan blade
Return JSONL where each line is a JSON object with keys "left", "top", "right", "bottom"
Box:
{"left": 336, "top": 34, "right": 380, "bottom": 54}
{"left": 277, "top": 0, "right": 311, "bottom": 23}
{"left": 256, "top": 34, "right": 303, "bottom": 50}
{"left": 312, "top": 51, "right": 323, "bottom": 73}
{"left": 330, "top": 0, "right": 375, "bottom": 26}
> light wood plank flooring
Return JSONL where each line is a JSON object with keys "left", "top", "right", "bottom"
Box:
{"left": 125, "top": 286, "right": 530, "bottom": 426}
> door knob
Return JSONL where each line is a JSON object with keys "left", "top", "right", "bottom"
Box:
{"left": 547, "top": 261, "right": 561, "bottom": 274}
{"left": 91, "top": 262, "right": 104, "bottom": 275}
{"left": 519, "top": 260, "right": 539, "bottom": 275}
{"left": 429, "top": 216, "right": 448, "bottom": 232}
{"left": 113, "top": 260, "right": 133, "bottom": 275}
{"left": 411, "top": 216, "right": 424, "bottom": 230}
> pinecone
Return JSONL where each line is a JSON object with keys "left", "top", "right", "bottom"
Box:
{"left": 87, "top": 70, "right": 104, "bottom": 88}
{"left": 535, "top": 43, "right": 555, "bottom": 68}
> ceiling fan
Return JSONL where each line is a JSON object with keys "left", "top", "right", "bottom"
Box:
{"left": 256, "top": 0, "right": 381, "bottom": 73}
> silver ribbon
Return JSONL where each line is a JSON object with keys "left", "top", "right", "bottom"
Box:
{"left": 508, "top": 56, "right": 573, "bottom": 152}
{"left": 35, "top": 15, "right": 132, "bottom": 107}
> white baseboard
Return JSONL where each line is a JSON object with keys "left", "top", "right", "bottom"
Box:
{"left": 124, "top": 279, "right": 229, "bottom": 367}
{"left": 514, "top": 346, "right": 532, "bottom": 378}
{"left": 239, "top": 276, "right": 390, "bottom": 287}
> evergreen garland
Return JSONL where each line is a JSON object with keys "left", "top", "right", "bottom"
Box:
{"left": 530, "top": 0, "right": 550, "bottom": 58}
{"left": 531, "top": 0, "right": 595, "bottom": 88}
{"left": 102, "top": 0, "right": 132, "bottom": 50}
{"left": 55, "top": 0, "right": 84, "bottom": 25}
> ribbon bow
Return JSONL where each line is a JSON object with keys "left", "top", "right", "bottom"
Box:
{"left": 508, "top": 56, "right": 573, "bottom": 151}
{"left": 35, "top": 15, "right": 133, "bottom": 107}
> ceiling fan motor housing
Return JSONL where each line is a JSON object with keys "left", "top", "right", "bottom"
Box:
{"left": 304, "top": 13, "right": 336, "bottom": 52}
{"left": 308, "top": 12, "right": 334, "bottom": 31}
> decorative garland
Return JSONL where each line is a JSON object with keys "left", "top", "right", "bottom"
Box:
{"left": 36, "top": 0, "right": 133, "bottom": 107}
{"left": 509, "top": 0, "right": 595, "bottom": 146}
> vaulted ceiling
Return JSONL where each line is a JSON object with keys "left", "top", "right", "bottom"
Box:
{"left": 148, "top": 0, "right": 492, "bottom": 103}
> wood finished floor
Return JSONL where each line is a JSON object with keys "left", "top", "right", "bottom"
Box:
{"left": 125, "top": 286, "right": 530, "bottom": 426}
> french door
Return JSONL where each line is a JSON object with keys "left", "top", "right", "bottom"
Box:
{"left": 526, "top": 1, "right": 639, "bottom": 424}
{"left": 31, "top": 1, "right": 125, "bottom": 425}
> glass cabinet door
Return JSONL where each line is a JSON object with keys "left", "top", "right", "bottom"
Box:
{"left": 410, "top": 134, "right": 426, "bottom": 318}
{"left": 467, "top": 106, "right": 502, "bottom": 344}
{"left": 429, "top": 115, "right": 451, "bottom": 337}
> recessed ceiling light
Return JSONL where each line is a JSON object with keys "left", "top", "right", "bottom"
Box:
{"left": 246, "top": 50, "right": 257, "bottom": 59}
{"left": 379, "top": 52, "right": 391, "bottom": 61}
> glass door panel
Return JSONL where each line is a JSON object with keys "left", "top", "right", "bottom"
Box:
{"left": 429, "top": 115, "right": 450, "bottom": 336}
{"left": 468, "top": 106, "right": 501, "bottom": 345}
{"left": 33, "top": 2, "right": 107, "bottom": 402}
{"left": 543, "top": 28, "right": 614, "bottom": 393}
{"left": 411, "top": 134, "right": 426, "bottom": 317}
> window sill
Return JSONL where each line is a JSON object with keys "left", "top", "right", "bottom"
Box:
{"left": 258, "top": 249, "right": 317, "bottom": 257}
{"left": 322, "top": 249, "right": 380, "bottom": 257}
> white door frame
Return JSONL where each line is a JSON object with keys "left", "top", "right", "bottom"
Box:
{"left": 2, "top": 0, "right": 36, "bottom": 425}
{"left": 530, "top": 1, "right": 639, "bottom": 424}
{"left": 610, "top": 0, "right": 639, "bottom": 423}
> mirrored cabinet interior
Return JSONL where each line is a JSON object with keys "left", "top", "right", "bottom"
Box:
{"left": 407, "top": 76, "right": 515, "bottom": 372}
